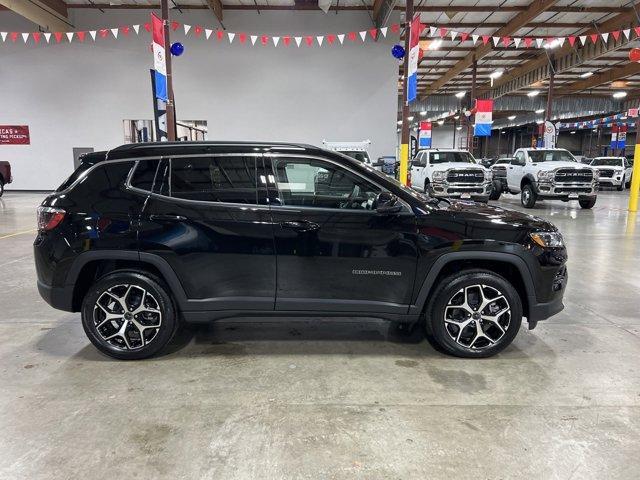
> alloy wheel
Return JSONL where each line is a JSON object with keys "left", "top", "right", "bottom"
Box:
{"left": 443, "top": 284, "right": 511, "bottom": 350}
{"left": 93, "top": 284, "right": 162, "bottom": 351}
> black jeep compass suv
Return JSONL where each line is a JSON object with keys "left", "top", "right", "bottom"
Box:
{"left": 35, "top": 142, "right": 567, "bottom": 360}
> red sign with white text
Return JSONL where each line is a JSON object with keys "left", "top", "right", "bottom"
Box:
{"left": 0, "top": 126, "right": 30, "bottom": 145}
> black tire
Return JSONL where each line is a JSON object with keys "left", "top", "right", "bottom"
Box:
{"left": 424, "top": 269, "right": 523, "bottom": 358}
{"left": 0, "top": 179, "right": 4, "bottom": 198}
{"left": 520, "top": 183, "right": 537, "bottom": 208}
{"left": 626, "top": 175, "right": 632, "bottom": 189}
{"left": 81, "top": 271, "right": 179, "bottom": 360}
{"left": 489, "top": 182, "right": 501, "bottom": 201}
{"left": 617, "top": 181, "right": 624, "bottom": 191}
{"left": 424, "top": 179, "right": 431, "bottom": 195}
{"left": 578, "top": 197, "right": 597, "bottom": 209}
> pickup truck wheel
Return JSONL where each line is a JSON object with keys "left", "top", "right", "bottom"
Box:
{"left": 578, "top": 197, "right": 597, "bottom": 209}
{"left": 424, "top": 179, "right": 431, "bottom": 194}
{"left": 521, "top": 184, "right": 537, "bottom": 208}
{"left": 626, "top": 175, "right": 632, "bottom": 188}
{"left": 489, "top": 182, "right": 501, "bottom": 200}
{"left": 617, "top": 181, "right": 625, "bottom": 191}
{"left": 0, "top": 179, "right": 4, "bottom": 198}
{"left": 81, "top": 271, "right": 178, "bottom": 360}
{"left": 425, "top": 270, "right": 522, "bottom": 358}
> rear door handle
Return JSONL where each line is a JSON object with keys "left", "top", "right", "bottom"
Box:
{"left": 280, "top": 220, "right": 320, "bottom": 232}
{"left": 149, "top": 214, "right": 187, "bottom": 222}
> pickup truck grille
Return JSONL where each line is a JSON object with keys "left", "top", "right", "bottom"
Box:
{"left": 554, "top": 169, "right": 593, "bottom": 183}
{"left": 598, "top": 170, "right": 613, "bottom": 178}
{"left": 446, "top": 169, "right": 485, "bottom": 184}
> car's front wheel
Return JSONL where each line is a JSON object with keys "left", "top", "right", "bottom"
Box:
{"left": 489, "top": 181, "right": 501, "bottom": 200}
{"left": 617, "top": 181, "right": 625, "bottom": 191}
{"left": 521, "top": 183, "right": 537, "bottom": 208}
{"left": 425, "top": 270, "right": 523, "bottom": 358}
{"left": 81, "top": 271, "right": 178, "bottom": 360}
{"left": 579, "top": 197, "right": 597, "bottom": 209}
{"left": 0, "top": 179, "right": 4, "bottom": 198}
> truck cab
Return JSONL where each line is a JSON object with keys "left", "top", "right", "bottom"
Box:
{"left": 0, "top": 161, "right": 12, "bottom": 197}
{"left": 410, "top": 149, "right": 492, "bottom": 202}
{"left": 322, "top": 140, "right": 373, "bottom": 166}
{"left": 507, "top": 148, "right": 598, "bottom": 209}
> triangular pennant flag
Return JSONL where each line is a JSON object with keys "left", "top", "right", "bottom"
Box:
{"left": 337, "top": 34, "right": 345, "bottom": 44}
{"left": 601, "top": 32, "right": 609, "bottom": 43}
{"left": 524, "top": 37, "right": 532, "bottom": 48}
{"left": 568, "top": 36, "right": 576, "bottom": 47}
{"left": 305, "top": 35, "right": 313, "bottom": 46}
{"left": 144, "top": 23, "right": 151, "bottom": 32}
{"left": 369, "top": 28, "right": 377, "bottom": 39}
{"left": 77, "top": 31, "right": 86, "bottom": 42}
{"left": 623, "top": 29, "right": 630, "bottom": 40}
{"left": 260, "top": 35, "right": 268, "bottom": 46}
{"left": 121, "top": 26, "right": 130, "bottom": 36}
{"left": 460, "top": 32, "right": 469, "bottom": 42}
{"left": 250, "top": 35, "right": 258, "bottom": 45}
{"left": 579, "top": 35, "right": 587, "bottom": 46}
{"left": 590, "top": 33, "right": 598, "bottom": 44}
{"left": 429, "top": 26, "right": 437, "bottom": 37}
{"left": 502, "top": 36, "right": 510, "bottom": 47}
{"left": 111, "top": 28, "right": 118, "bottom": 38}
{"left": 513, "top": 37, "right": 521, "bottom": 48}
{"left": 359, "top": 31, "right": 366, "bottom": 42}
{"left": 327, "top": 34, "right": 335, "bottom": 44}
{"left": 194, "top": 25, "right": 203, "bottom": 37}
{"left": 228, "top": 32, "right": 235, "bottom": 43}
{"left": 10, "top": 32, "right": 18, "bottom": 42}
{"left": 0, "top": 32, "right": 7, "bottom": 42}
{"left": 33, "top": 32, "right": 41, "bottom": 44}
{"left": 317, "top": 35, "right": 324, "bottom": 46}
{"left": 450, "top": 31, "right": 458, "bottom": 41}
{"left": 482, "top": 35, "right": 490, "bottom": 45}
{"left": 380, "top": 27, "right": 388, "bottom": 38}
{"left": 90, "top": 30, "right": 97, "bottom": 41}
{"left": 183, "top": 24, "right": 191, "bottom": 35}
{"left": 171, "top": 21, "right": 179, "bottom": 31}
{"left": 205, "top": 29, "right": 212, "bottom": 39}
{"left": 390, "top": 23, "right": 400, "bottom": 34}
{"left": 634, "top": 26, "right": 640, "bottom": 37}
{"left": 22, "top": 32, "right": 29, "bottom": 43}
{"left": 238, "top": 33, "right": 247, "bottom": 44}
{"left": 66, "top": 32, "right": 74, "bottom": 42}
{"left": 557, "top": 37, "right": 565, "bottom": 47}
{"left": 54, "top": 32, "right": 63, "bottom": 43}
{"left": 439, "top": 27, "right": 448, "bottom": 38}
{"left": 272, "top": 36, "right": 280, "bottom": 47}
{"left": 133, "top": 24, "right": 140, "bottom": 35}
{"left": 43, "top": 32, "right": 51, "bottom": 43}
{"left": 283, "top": 35, "right": 291, "bottom": 46}
{"left": 612, "top": 30, "right": 621, "bottom": 41}
{"left": 492, "top": 36, "right": 500, "bottom": 47}
{"left": 295, "top": 36, "right": 302, "bottom": 47}
{"left": 471, "top": 34, "right": 479, "bottom": 45}
{"left": 535, "top": 38, "right": 544, "bottom": 48}
{"left": 99, "top": 29, "right": 109, "bottom": 38}
{"left": 216, "top": 30, "right": 224, "bottom": 41}
{"left": 348, "top": 31, "right": 356, "bottom": 41}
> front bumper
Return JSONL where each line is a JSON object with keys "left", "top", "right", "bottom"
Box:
{"left": 598, "top": 177, "right": 624, "bottom": 186}
{"left": 535, "top": 180, "right": 598, "bottom": 197}
{"left": 431, "top": 180, "right": 492, "bottom": 200}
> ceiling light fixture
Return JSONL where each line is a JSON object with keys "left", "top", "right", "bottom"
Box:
{"left": 527, "top": 90, "right": 540, "bottom": 97}
{"left": 455, "top": 91, "right": 466, "bottom": 98}
{"left": 437, "top": 120, "right": 445, "bottom": 125}
{"left": 456, "top": 126, "right": 462, "bottom": 130}
{"left": 489, "top": 69, "right": 504, "bottom": 79}
{"left": 613, "top": 91, "right": 627, "bottom": 99}
{"left": 580, "top": 71, "right": 594, "bottom": 78}
{"left": 428, "top": 39, "right": 443, "bottom": 51}
{"left": 420, "top": 111, "right": 427, "bottom": 116}
{"left": 570, "top": 131, "right": 576, "bottom": 134}
{"left": 407, "top": 116, "right": 414, "bottom": 121}
{"left": 535, "top": 108, "right": 545, "bottom": 114}
{"left": 508, "top": 115, "right": 516, "bottom": 120}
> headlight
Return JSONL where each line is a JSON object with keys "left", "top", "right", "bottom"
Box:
{"left": 537, "top": 170, "right": 553, "bottom": 181}
{"left": 432, "top": 171, "right": 445, "bottom": 181}
{"left": 484, "top": 170, "right": 493, "bottom": 181}
{"left": 530, "top": 231, "right": 565, "bottom": 248}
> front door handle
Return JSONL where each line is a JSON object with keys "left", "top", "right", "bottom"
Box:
{"left": 280, "top": 220, "right": 320, "bottom": 232}
{"left": 149, "top": 214, "right": 187, "bottom": 222}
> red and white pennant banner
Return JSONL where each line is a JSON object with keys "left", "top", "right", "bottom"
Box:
{"left": 2, "top": 20, "right": 639, "bottom": 49}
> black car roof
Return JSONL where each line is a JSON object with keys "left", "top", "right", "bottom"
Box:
{"left": 106, "top": 141, "right": 325, "bottom": 160}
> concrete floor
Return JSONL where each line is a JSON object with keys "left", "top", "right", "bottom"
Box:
{"left": 1, "top": 191, "right": 639, "bottom": 479}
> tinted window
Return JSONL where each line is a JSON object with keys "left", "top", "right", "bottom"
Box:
{"left": 529, "top": 150, "right": 576, "bottom": 162}
{"left": 130, "top": 160, "right": 160, "bottom": 192}
{"left": 56, "top": 162, "right": 92, "bottom": 192}
{"left": 169, "top": 156, "right": 258, "bottom": 204}
{"left": 341, "top": 151, "right": 370, "bottom": 163}
{"left": 591, "top": 158, "right": 623, "bottom": 167}
{"left": 429, "top": 152, "right": 475, "bottom": 164}
{"left": 272, "top": 158, "right": 380, "bottom": 210}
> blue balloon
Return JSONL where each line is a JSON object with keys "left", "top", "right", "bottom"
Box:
{"left": 391, "top": 44, "right": 405, "bottom": 59}
{"left": 170, "top": 42, "right": 184, "bottom": 57}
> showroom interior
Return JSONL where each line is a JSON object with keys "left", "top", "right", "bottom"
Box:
{"left": 1, "top": 0, "right": 640, "bottom": 478}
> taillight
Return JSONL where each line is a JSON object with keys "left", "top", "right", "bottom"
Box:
{"left": 37, "top": 206, "right": 66, "bottom": 232}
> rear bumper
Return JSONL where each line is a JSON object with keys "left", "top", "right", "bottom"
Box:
{"left": 37, "top": 280, "right": 74, "bottom": 312}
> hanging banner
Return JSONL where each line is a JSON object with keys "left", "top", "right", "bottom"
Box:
{"left": 419, "top": 121, "right": 432, "bottom": 148}
{"left": 543, "top": 121, "right": 556, "bottom": 148}
{"left": 615, "top": 124, "right": 627, "bottom": 150}
{"left": 474, "top": 99, "right": 493, "bottom": 137}
{"left": 610, "top": 124, "right": 619, "bottom": 149}
{"left": 406, "top": 14, "right": 421, "bottom": 103}
{"left": 150, "top": 70, "right": 168, "bottom": 142}
{"left": 0, "top": 125, "right": 30, "bottom": 145}
{"left": 151, "top": 13, "right": 168, "bottom": 102}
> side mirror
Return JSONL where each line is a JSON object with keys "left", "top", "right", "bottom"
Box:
{"left": 375, "top": 191, "right": 402, "bottom": 214}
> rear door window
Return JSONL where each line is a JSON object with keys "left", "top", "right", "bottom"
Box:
{"left": 130, "top": 160, "right": 161, "bottom": 192}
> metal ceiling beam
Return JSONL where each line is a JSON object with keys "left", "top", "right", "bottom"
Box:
{"left": 555, "top": 63, "right": 640, "bottom": 95}
{"left": 372, "top": 0, "right": 397, "bottom": 29}
{"left": 0, "top": 0, "right": 72, "bottom": 31}
{"left": 419, "top": 0, "right": 558, "bottom": 97}
{"left": 486, "top": 3, "right": 640, "bottom": 98}
{"left": 413, "top": 5, "right": 628, "bottom": 13}
{"left": 204, "top": 0, "right": 223, "bottom": 23}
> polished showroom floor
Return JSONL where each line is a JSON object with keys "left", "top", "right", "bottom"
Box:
{"left": 1, "top": 191, "right": 639, "bottom": 479}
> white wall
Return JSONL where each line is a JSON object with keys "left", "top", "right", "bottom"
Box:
{"left": 0, "top": 9, "right": 399, "bottom": 190}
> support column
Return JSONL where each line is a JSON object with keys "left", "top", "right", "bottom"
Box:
{"left": 468, "top": 57, "right": 477, "bottom": 154}
{"left": 399, "top": 0, "right": 413, "bottom": 185}
{"left": 543, "top": 55, "right": 555, "bottom": 147}
{"left": 162, "top": 0, "right": 177, "bottom": 141}
{"left": 629, "top": 117, "right": 640, "bottom": 212}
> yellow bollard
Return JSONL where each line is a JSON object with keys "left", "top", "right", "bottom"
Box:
{"left": 629, "top": 143, "right": 640, "bottom": 212}
{"left": 399, "top": 143, "right": 409, "bottom": 186}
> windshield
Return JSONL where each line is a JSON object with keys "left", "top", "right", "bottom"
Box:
{"left": 528, "top": 150, "right": 576, "bottom": 163}
{"left": 495, "top": 159, "right": 512, "bottom": 164}
{"left": 340, "top": 150, "right": 370, "bottom": 163}
{"left": 430, "top": 151, "right": 476, "bottom": 164}
{"left": 591, "top": 158, "right": 623, "bottom": 167}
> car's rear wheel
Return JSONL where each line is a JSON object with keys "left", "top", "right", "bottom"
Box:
{"left": 0, "top": 179, "right": 4, "bottom": 198}
{"left": 425, "top": 270, "right": 522, "bottom": 358}
{"left": 579, "top": 197, "right": 597, "bottom": 209}
{"left": 489, "top": 181, "right": 501, "bottom": 200}
{"left": 521, "top": 184, "right": 537, "bottom": 208}
{"left": 81, "top": 271, "right": 178, "bottom": 360}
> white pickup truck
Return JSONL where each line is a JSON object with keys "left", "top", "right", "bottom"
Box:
{"left": 589, "top": 157, "right": 632, "bottom": 191}
{"left": 506, "top": 148, "right": 599, "bottom": 209}
{"left": 322, "top": 140, "right": 373, "bottom": 166}
{"left": 410, "top": 149, "right": 493, "bottom": 202}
